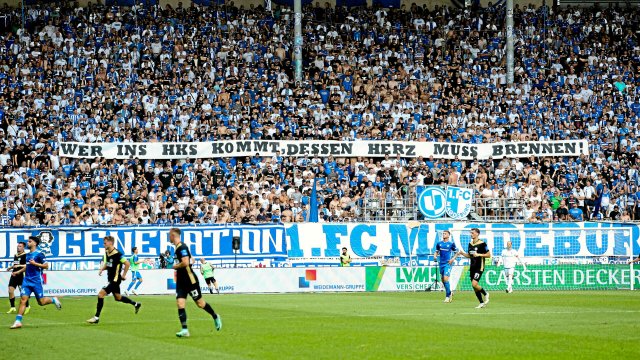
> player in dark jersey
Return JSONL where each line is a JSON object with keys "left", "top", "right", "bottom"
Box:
{"left": 629, "top": 254, "right": 640, "bottom": 264}
{"left": 6, "top": 242, "right": 29, "bottom": 314}
{"left": 86, "top": 236, "right": 141, "bottom": 324}
{"left": 458, "top": 228, "right": 492, "bottom": 308}
{"left": 170, "top": 228, "right": 222, "bottom": 337}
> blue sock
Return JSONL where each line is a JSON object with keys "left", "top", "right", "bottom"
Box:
{"left": 127, "top": 282, "right": 135, "bottom": 291}
{"left": 16, "top": 315, "right": 23, "bottom": 322}
{"left": 134, "top": 281, "right": 141, "bottom": 290}
{"left": 444, "top": 281, "right": 451, "bottom": 297}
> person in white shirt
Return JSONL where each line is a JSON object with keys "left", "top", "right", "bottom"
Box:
{"left": 504, "top": 179, "right": 518, "bottom": 216}
{"left": 573, "top": 185, "right": 586, "bottom": 208}
{"left": 97, "top": 210, "right": 112, "bottom": 225}
{"left": 583, "top": 181, "right": 596, "bottom": 213}
{"left": 500, "top": 241, "right": 526, "bottom": 293}
{"left": 381, "top": 154, "right": 394, "bottom": 169}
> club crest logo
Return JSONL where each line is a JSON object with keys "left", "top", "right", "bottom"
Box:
{"left": 417, "top": 186, "right": 474, "bottom": 220}
{"left": 417, "top": 186, "right": 447, "bottom": 219}
{"left": 445, "top": 186, "right": 474, "bottom": 219}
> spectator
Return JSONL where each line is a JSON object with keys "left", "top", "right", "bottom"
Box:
{"left": 568, "top": 203, "right": 584, "bottom": 222}
{"left": 556, "top": 200, "right": 570, "bottom": 221}
{"left": 165, "top": 250, "right": 174, "bottom": 269}
{"left": 159, "top": 253, "right": 167, "bottom": 269}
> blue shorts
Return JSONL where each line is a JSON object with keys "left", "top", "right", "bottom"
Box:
{"left": 131, "top": 271, "right": 142, "bottom": 280}
{"left": 439, "top": 264, "right": 452, "bottom": 278}
{"left": 21, "top": 282, "right": 44, "bottom": 300}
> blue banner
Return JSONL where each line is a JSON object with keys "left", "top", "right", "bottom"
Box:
{"left": 372, "top": 0, "right": 400, "bottom": 8}
{"left": 0, "top": 222, "right": 637, "bottom": 264}
{"left": 0, "top": 225, "right": 286, "bottom": 261}
{"left": 283, "top": 222, "right": 639, "bottom": 258}
{"left": 192, "top": 0, "right": 226, "bottom": 6}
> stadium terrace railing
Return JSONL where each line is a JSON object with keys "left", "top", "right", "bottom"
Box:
{"left": 473, "top": 198, "right": 527, "bottom": 222}
{"left": 353, "top": 188, "right": 527, "bottom": 222}
{"left": 358, "top": 196, "right": 418, "bottom": 222}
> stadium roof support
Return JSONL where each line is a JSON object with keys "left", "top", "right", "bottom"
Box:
{"left": 506, "top": 0, "right": 514, "bottom": 84}
{"left": 293, "top": 0, "right": 303, "bottom": 84}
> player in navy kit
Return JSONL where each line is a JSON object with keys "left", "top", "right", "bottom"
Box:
{"left": 6, "top": 242, "right": 30, "bottom": 314}
{"left": 10, "top": 236, "right": 62, "bottom": 329}
{"left": 435, "top": 230, "right": 458, "bottom": 303}
{"left": 458, "top": 228, "right": 492, "bottom": 308}
{"left": 86, "top": 236, "right": 141, "bottom": 324}
{"left": 170, "top": 228, "right": 222, "bottom": 337}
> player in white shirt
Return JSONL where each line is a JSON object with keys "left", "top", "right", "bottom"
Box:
{"left": 500, "top": 241, "right": 526, "bottom": 293}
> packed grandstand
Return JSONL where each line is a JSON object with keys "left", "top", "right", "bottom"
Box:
{"left": 0, "top": 2, "right": 638, "bottom": 226}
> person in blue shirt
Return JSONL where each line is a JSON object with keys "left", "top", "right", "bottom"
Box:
{"left": 434, "top": 230, "right": 458, "bottom": 303}
{"left": 568, "top": 203, "right": 584, "bottom": 221}
{"left": 10, "top": 236, "right": 62, "bottom": 329}
{"left": 319, "top": 88, "right": 330, "bottom": 103}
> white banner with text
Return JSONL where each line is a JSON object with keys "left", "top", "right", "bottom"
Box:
{"left": 59, "top": 140, "right": 589, "bottom": 160}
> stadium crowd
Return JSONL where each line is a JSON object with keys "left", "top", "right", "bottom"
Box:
{"left": 0, "top": 2, "right": 638, "bottom": 226}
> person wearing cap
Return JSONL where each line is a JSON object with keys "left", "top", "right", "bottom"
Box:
{"left": 10, "top": 235, "right": 62, "bottom": 329}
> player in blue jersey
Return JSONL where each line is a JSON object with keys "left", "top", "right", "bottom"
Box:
{"left": 10, "top": 236, "right": 62, "bottom": 329}
{"left": 435, "top": 230, "right": 458, "bottom": 303}
{"left": 125, "top": 247, "right": 143, "bottom": 295}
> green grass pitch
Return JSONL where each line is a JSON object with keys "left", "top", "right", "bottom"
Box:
{"left": 1, "top": 291, "right": 638, "bottom": 359}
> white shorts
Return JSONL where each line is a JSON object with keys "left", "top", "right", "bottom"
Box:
{"left": 503, "top": 268, "right": 515, "bottom": 277}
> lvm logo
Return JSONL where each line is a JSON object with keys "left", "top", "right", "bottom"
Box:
{"left": 396, "top": 267, "right": 436, "bottom": 283}
{"left": 298, "top": 270, "right": 317, "bottom": 288}
{"left": 395, "top": 268, "right": 438, "bottom": 290}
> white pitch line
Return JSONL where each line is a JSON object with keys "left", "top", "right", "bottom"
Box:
{"left": 282, "top": 310, "right": 640, "bottom": 318}
{"left": 10, "top": 318, "right": 215, "bottom": 327}
{"left": 352, "top": 313, "right": 418, "bottom": 317}
{"left": 11, "top": 310, "right": 640, "bottom": 326}
{"left": 453, "top": 310, "right": 640, "bottom": 315}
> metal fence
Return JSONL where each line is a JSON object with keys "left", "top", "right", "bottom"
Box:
{"left": 353, "top": 187, "right": 528, "bottom": 222}
{"left": 473, "top": 197, "right": 527, "bottom": 222}
{"left": 357, "top": 196, "right": 418, "bottom": 222}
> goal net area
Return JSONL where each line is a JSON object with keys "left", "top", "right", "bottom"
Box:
{"left": 442, "top": 226, "right": 639, "bottom": 291}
